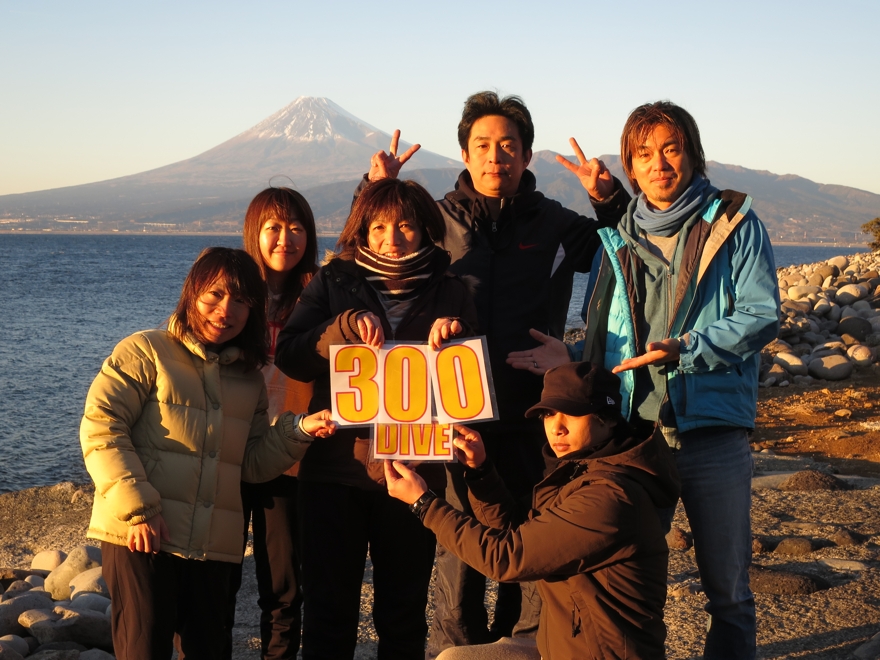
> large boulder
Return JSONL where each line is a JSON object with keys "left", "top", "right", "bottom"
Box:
{"left": 0, "top": 591, "right": 54, "bottom": 637}
{"left": 808, "top": 355, "right": 854, "bottom": 380}
{"left": 30, "top": 552, "right": 67, "bottom": 573}
{"left": 0, "top": 636, "right": 28, "bottom": 657}
{"left": 837, "top": 316, "right": 873, "bottom": 342}
{"left": 788, "top": 285, "right": 821, "bottom": 301}
{"left": 836, "top": 283, "right": 869, "bottom": 306}
{"left": 68, "top": 568, "right": 106, "bottom": 601}
{"left": 848, "top": 344, "right": 875, "bottom": 367}
{"left": 67, "top": 593, "right": 110, "bottom": 614}
{"left": 29, "top": 606, "right": 112, "bottom": 651}
{"left": 44, "top": 547, "right": 101, "bottom": 601}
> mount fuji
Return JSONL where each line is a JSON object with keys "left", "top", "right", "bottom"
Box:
{"left": 0, "top": 97, "right": 459, "bottom": 227}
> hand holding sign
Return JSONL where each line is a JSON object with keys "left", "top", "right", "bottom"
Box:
{"left": 330, "top": 337, "right": 497, "bottom": 462}
{"left": 384, "top": 460, "right": 427, "bottom": 505}
{"left": 451, "top": 424, "right": 486, "bottom": 469}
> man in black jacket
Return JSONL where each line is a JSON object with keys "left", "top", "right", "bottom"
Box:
{"left": 363, "top": 91, "right": 614, "bottom": 657}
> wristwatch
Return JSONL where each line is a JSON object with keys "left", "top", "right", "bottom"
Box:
{"left": 409, "top": 490, "right": 438, "bottom": 518}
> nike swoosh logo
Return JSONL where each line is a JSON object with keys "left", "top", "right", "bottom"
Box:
{"left": 519, "top": 242, "right": 539, "bottom": 250}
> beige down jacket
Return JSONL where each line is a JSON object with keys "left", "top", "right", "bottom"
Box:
{"left": 81, "top": 329, "right": 313, "bottom": 563}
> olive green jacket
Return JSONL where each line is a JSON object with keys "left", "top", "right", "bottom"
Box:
{"left": 81, "top": 329, "right": 312, "bottom": 563}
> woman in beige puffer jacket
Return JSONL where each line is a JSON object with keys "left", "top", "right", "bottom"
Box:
{"left": 80, "top": 247, "right": 336, "bottom": 660}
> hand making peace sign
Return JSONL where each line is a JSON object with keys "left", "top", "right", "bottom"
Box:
{"left": 368, "top": 129, "right": 421, "bottom": 182}
{"left": 555, "top": 137, "right": 615, "bottom": 201}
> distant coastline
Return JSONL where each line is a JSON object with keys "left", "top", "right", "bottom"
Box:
{"left": 0, "top": 230, "right": 870, "bottom": 250}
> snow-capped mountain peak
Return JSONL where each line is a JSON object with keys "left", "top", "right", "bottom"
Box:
{"left": 244, "top": 96, "right": 384, "bottom": 143}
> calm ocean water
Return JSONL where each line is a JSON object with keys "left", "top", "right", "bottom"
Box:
{"left": 0, "top": 234, "right": 862, "bottom": 492}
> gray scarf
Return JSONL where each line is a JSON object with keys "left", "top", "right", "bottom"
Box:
{"left": 632, "top": 174, "right": 710, "bottom": 237}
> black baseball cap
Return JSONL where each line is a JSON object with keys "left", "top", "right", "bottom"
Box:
{"left": 525, "top": 362, "right": 622, "bottom": 418}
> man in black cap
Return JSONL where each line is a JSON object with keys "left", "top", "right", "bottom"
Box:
{"left": 385, "top": 363, "right": 680, "bottom": 660}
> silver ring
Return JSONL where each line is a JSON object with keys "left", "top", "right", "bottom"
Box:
{"left": 533, "top": 361, "right": 538, "bottom": 368}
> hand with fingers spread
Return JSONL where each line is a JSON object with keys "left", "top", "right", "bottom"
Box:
{"left": 301, "top": 409, "right": 338, "bottom": 438}
{"left": 451, "top": 424, "right": 486, "bottom": 469}
{"left": 368, "top": 129, "right": 421, "bottom": 182}
{"left": 555, "top": 137, "right": 615, "bottom": 201}
{"left": 428, "top": 317, "right": 464, "bottom": 351}
{"left": 355, "top": 311, "right": 385, "bottom": 348}
{"left": 384, "top": 459, "right": 428, "bottom": 504}
{"left": 127, "top": 513, "right": 170, "bottom": 554}
{"left": 506, "top": 328, "right": 571, "bottom": 375}
{"left": 612, "top": 338, "right": 681, "bottom": 374}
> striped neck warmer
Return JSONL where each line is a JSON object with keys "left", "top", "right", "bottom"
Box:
{"left": 355, "top": 244, "right": 438, "bottom": 300}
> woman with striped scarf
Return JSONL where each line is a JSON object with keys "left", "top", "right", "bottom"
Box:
{"left": 275, "top": 178, "right": 479, "bottom": 659}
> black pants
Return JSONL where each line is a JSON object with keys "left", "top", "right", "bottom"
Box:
{"left": 102, "top": 542, "right": 236, "bottom": 660}
{"left": 230, "top": 475, "right": 303, "bottom": 660}
{"left": 427, "top": 419, "right": 546, "bottom": 658}
{"left": 299, "top": 480, "right": 436, "bottom": 660}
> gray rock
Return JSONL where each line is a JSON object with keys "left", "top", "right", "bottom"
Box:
{"left": 32, "top": 641, "right": 86, "bottom": 653}
{"left": 808, "top": 355, "right": 853, "bottom": 380}
{"left": 836, "top": 283, "right": 869, "bottom": 305}
{"left": 812, "top": 298, "right": 832, "bottom": 316}
{"left": 830, "top": 528, "right": 864, "bottom": 546}
{"left": 774, "top": 537, "right": 814, "bottom": 556}
{"left": 819, "top": 559, "right": 870, "bottom": 571}
{"left": 781, "top": 299, "right": 811, "bottom": 316}
{"left": 29, "top": 606, "right": 112, "bottom": 651}
{"left": 25, "top": 575, "right": 45, "bottom": 588}
{"left": 79, "top": 650, "right": 116, "bottom": 660}
{"left": 854, "top": 631, "right": 880, "bottom": 660}
{"left": 837, "top": 316, "right": 873, "bottom": 341}
{"left": 793, "top": 375, "right": 815, "bottom": 385}
{"left": 18, "top": 608, "right": 59, "bottom": 629}
{"left": 828, "top": 302, "right": 843, "bottom": 322}
{"left": 848, "top": 344, "right": 875, "bottom": 366}
{"left": 67, "top": 594, "right": 110, "bottom": 614}
{"left": 788, "top": 285, "right": 821, "bottom": 301}
{"left": 748, "top": 564, "right": 830, "bottom": 595}
{"left": 0, "top": 592, "right": 57, "bottom": 637}
{"left": 31, "top": 551, "right": 67, "bottom": 573}
{"left": 828, "top": 255, "right": 849, "bottom": 271}
{"left": 773, "top": 352, "right": 808, "bottom": 376}
{"left": 802, "top": 331, "right": 827, "bottom": 345}
{"left": 45, "top": 547, "right": 101, "bottom": 601}
{"left": 29, "top": 648, "right": 83, "bottom": 659}
{"left": 0, "top": 635, "right": 28, "bottom": 657}
{"left": 67, "top": 569, "right": 106, "bottom": 601}
{"left": 0, "top": 643, "right": 25, "bottom": 659}
{"left": 0, "top": 583, "right": 31, "bottom": 602}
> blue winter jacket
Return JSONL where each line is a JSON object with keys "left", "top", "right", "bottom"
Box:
{"left": 575, "top": 189, "right": 780, "bottom": 433}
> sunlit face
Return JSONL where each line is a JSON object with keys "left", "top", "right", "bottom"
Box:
{"left": 195, "top": 277, "right": 250, "bottom": 349}
{"left": 259, "top": 213, "right": 308, "bottom": 274}
{"left": 462, "top": 115, "right": 532, "bottom": 198}
{"left": 366, "top": 214, "right": 423, "bottom": 259}
{"left": 629, "top": 124, "right": 694, "bottom": 210}
{"left": 542, "top": 411, "right": 613, "bottom": 458}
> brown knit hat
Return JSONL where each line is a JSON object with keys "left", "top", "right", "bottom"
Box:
{"left": 524, "top": 362, "right": 622, "bottom": 418}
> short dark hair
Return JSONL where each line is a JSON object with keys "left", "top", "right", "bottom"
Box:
{"left": 620, "top": 101, "right": 707, "bottom": 194}
{"left": 458, "top": 91, "right": 534, "bottom": 153}
{"left": 170, "top": 247, "right": 268, "bottom": 370}
{"left": 242, "top": 186, "right": 319, "bottom": 324}
{"left": 337, "top": 178, "right": 446, "bottom": 255}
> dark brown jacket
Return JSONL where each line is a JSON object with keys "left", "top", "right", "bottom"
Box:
{"left": 421, "top": 428, "right": 680, "bottom": 659}
{"left": 275, "top": 250, "right": 479, "bottom": 491}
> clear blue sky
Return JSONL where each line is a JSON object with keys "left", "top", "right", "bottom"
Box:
{"left": 2, "top": 0, "right": 878, "bottom": 196}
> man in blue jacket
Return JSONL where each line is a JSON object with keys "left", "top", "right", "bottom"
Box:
{"left": 508, "top": 101, "right": 780, "bottom": 659}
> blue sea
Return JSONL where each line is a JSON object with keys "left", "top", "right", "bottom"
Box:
{"left": 0, "top": 234, "right": 863, "bottom": 492}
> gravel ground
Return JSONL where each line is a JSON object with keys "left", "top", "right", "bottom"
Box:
{"left": 3, "top": 456, "right": 880, "bottom": 659}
